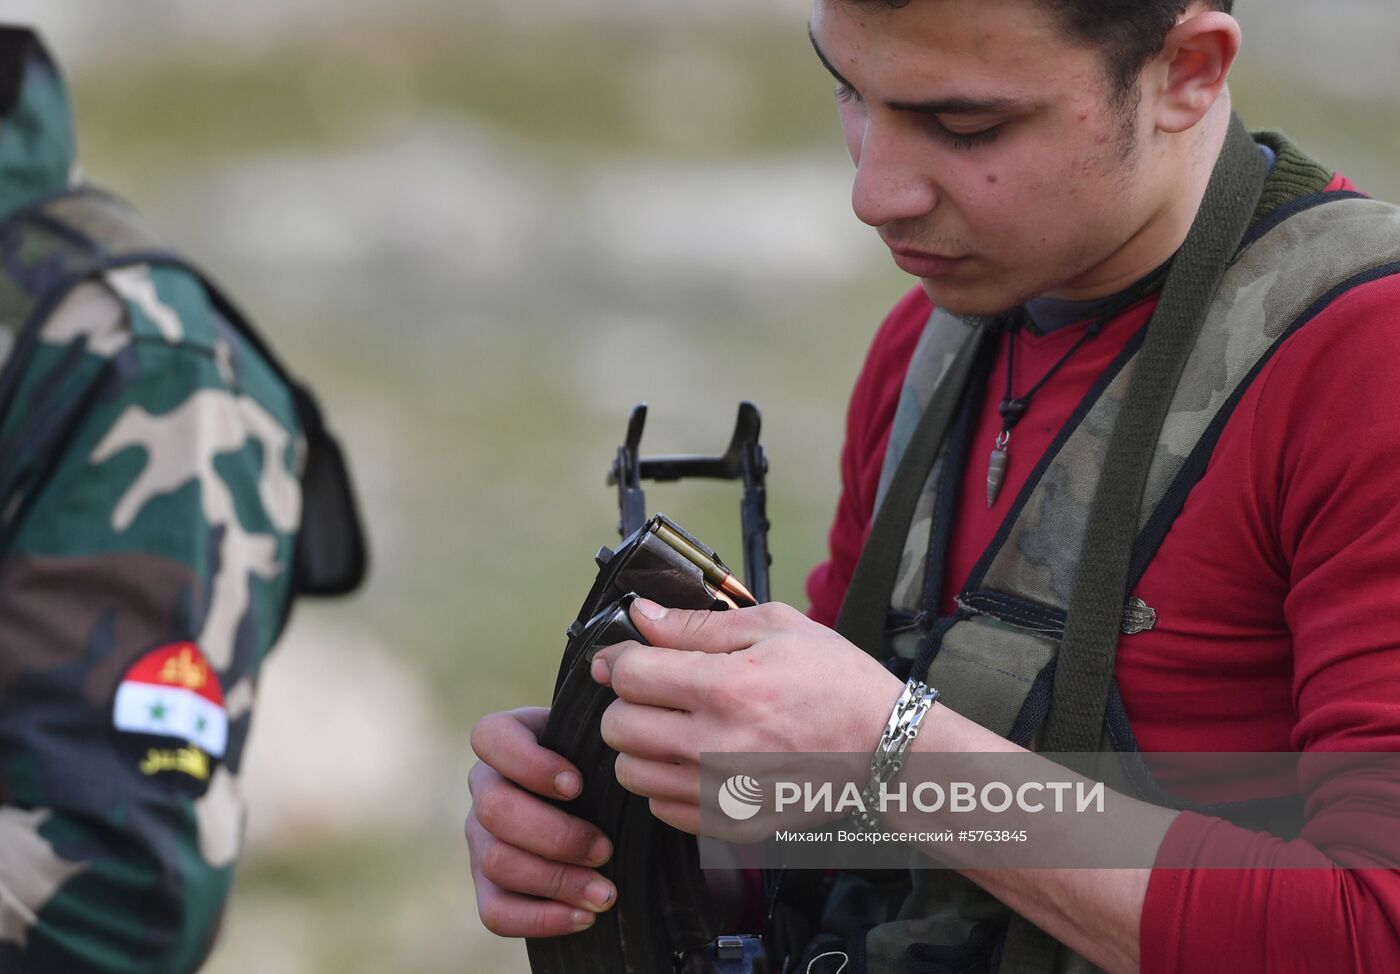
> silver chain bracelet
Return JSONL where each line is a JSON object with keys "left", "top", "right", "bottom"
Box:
{"left": 850, "top": 678, "right": 940, "bottom": 832}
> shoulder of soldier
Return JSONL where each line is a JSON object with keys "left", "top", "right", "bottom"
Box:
{"left": 20, "top": 259, "right": 299, "bottom": 434}
{"left": 0, "top": 256, "right": 302, "bottom": 517}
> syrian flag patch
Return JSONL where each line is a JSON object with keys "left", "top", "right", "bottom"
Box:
{"left": 114, "top": 642, "right": 227, "bottom": 791}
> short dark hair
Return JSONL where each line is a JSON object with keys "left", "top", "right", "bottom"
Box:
{"left": 860, "top": 1, "right": 1235, "bottom": 104}
{"left": 1040, "top": 1, "right": 1234, "bottom": 101}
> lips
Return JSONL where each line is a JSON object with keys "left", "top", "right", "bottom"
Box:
{"left": 887, "top": 246, "right": 969, "bottom": 278}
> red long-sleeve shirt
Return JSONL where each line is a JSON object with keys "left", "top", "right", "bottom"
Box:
{"left": 805, "top": 177, "right": 1400, "bottom": 971}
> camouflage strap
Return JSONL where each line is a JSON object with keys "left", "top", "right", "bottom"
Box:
{"left": 835, "top": 323, "right": 988, "bottom": 658}
{"left": 996, "top": 116, "right": 1271, "bottom": 974}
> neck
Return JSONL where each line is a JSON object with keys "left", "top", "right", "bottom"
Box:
{"left": 1045, "top": 99, "right": 1233, "bottom": 303}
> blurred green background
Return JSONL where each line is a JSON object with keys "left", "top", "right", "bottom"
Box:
{"left": 10, "top": 1, "right": 1399, "bottom": 971}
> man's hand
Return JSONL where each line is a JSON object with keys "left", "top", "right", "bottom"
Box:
{"left": 591, "top": 598, "right": 903, "bottom": 835}
{"left": 466, "top": 707, "right": 618, "bottom": 937}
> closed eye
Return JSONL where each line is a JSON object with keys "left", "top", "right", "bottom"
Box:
{"left": 928, "top": 117, "right": 1003, "bottom": 150}
{"left": 834, "top": 78, "right": 1004, "bottom": 150}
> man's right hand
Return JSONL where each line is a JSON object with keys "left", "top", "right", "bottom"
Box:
{"left": 466, "top": 706, "right": 617, "bottom": 937}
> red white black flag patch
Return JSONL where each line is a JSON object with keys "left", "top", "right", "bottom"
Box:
{"left": 113, "top": 641, "right": 228, "bottom": 788}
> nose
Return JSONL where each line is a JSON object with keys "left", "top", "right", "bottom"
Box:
{"left": 850, "top": 121, "right": 939, "bottom": 229}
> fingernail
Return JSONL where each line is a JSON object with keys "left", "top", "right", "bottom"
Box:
{"left": 632, "top": 597, "right": 668, "bottom": 621}
{"left": 590, "top": 655, "right": 611, "bottom": 684}
{"left": 585, "top": 879, "right": 615, "bottom": 909}
{"left": 588, "top": 833, "right": 612, "bottom": 866}
{"left": 554, "top": 770, "right": 581, "bottom": 799}
{"left": 571, "top": 909, "right": 594, "bottom": 929}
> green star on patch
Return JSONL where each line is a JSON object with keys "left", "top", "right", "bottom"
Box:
{"left": 149, "top": 701, "right": 167, "bottom": 721}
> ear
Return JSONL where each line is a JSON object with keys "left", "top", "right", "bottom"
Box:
{"left": 1147, "top": 10, "right": 1242, "bottom": 134}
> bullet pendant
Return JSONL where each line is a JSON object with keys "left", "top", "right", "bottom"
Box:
{"left": 987, "top": 447, "right": 1009, "bottom": 507}
{"left": 987, "top": 430, "right": 1011, "bottom": 507}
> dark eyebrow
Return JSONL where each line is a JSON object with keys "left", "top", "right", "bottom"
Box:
{"left": 807, "top": 24, "right": 1026, "bottom": 117}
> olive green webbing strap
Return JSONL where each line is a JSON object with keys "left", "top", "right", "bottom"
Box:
{"left": 997, "top": 115, "right": 1271, "bottom": 972}
{"left": 835, "top": 328, "right": 988, "bottom": 658}
{"left": 1045, "top": 114, "right": 1269, "bottom": 754}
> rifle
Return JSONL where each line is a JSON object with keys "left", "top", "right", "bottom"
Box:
{"left": 608, "top": 402, "right": 771, "bottom": 604}
{"left": 526, "top": 404, "right": 778, "bottom": 974}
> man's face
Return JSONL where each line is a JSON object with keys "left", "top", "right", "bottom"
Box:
{"left": 810, "top": 0, "right": 1166, "bottom": 314}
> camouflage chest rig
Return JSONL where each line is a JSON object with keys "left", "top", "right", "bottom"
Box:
{"left": 827, "top": 117, "right": 1400, "bottom": 974}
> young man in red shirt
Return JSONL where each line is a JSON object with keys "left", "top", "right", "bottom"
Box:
{"left": 467, "top": 1, "right": 1400, "bottom": 970}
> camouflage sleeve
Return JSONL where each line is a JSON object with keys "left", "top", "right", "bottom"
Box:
{"left": 0, "top": 263, "right": 302, "bottom": 973}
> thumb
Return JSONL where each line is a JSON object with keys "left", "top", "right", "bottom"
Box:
{"left": 627, "top": 597, "right": 766, "bottom": 654}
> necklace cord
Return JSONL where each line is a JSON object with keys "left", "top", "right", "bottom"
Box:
{"left": 1001, "top": 262, "right": 1173, "bottom": 435}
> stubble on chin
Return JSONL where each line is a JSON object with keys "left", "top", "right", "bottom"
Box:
{"left": 919, "top": 277, "right": 1033, "bottom": 324}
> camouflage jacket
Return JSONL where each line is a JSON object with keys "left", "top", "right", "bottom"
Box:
{"left": 0, "top": 33, "right": 304, "bottom": 973}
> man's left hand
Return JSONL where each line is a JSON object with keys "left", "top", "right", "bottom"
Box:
{"left": 590, "top": 597, "right": 903, "bottom": 835}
